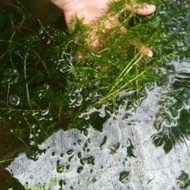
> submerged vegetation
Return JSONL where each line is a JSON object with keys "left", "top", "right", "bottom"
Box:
{"left": 0, "top": 0, "right": 190, "bottom": 189}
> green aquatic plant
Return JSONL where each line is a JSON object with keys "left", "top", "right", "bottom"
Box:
{"left": 0, "top": 1, "right": 190, "bottom": 189}
{"left": 49, "top": 0, "right": 190, "bottom": 129}
{"left": 0, "top": 1, "right": 67, "bottom": 149}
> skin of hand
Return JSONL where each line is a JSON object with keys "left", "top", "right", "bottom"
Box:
{"left": 50, "top": 0, "right": 156, "bottom": 57}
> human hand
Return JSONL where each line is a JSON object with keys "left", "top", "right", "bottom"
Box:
{"left": 50, "top": 0, "right": 156, "bottom": 57}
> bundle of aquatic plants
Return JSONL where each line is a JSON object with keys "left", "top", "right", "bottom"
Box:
{"left": 49, "top": 0, "right": 190, "bottom": 128}
{"left": 1, "top": 0, "right": 190, "bottom": 189}
{"left": 0, "top": 0, "right": 189, "bottom": 145}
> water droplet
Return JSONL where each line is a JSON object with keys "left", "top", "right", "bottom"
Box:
{"left": 9, "top": 95, "right": 20, "bottom": 106}
{"left": 47, "top": 39, "right": 51, "bottom": 44}
{"left": 39, "top": 29, "right": 44, "bottom": 35}
{"left": 41, "top": 109, "right": 49, "bottom": 116}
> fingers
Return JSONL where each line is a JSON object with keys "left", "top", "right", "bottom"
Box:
{"left": 140, "top": 46, "right": 153, "bottom": 57}
{"left": 87, "top": 18, "right": 154, "bottom": 57}
{"left": 130, "top": 40, "right": 153, "bottom": 57}
{"left": 102, "top": 2, "right": 156, "bottom": 29}
{"left": 124, "top": 3, "right": 156, "bottom": 57}
{"left": 87, "top": 32, "right": 100, "bottom": 50}
{"left": 88, "top": 31, "right": 154, "bottom": 58}
{"left": 86, "top": 15, "right": 120, "bottom": 50}
{"left": 81, "top": 2, "right": 156, "bottom": 57}
{"left": 104, "top": 16, "right": 120, "bottom": 30}
{"left": 136, "top": 5, "right": 156, "bottom": 16}
{"left": 125, "top": 3, "right": 156, "bottom": 16}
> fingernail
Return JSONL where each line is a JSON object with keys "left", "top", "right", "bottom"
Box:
{"left": 148, "top": 50, "right": 153, "bottom": 57}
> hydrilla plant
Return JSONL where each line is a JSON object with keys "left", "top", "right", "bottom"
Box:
{"left": 0, "top": 0, "right": 189, "bottom": 146}
{"left": 1, "top": 0, "right": 190, "bottom": 189}
{"left": 50, "top": 0, "right": 190, "bottom": 128}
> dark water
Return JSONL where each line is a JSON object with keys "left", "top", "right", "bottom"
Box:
{"left": 0, "top": 0, "right": 66, "bottom": 189}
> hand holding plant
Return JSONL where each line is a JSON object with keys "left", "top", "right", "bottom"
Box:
{"left": 50, "top": 0, "right": 156, "bottom": 56}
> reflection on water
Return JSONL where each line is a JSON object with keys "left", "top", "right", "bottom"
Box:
{"left": 7, "top": 59, "right": 190, "bottom": 189}
{"left": 152, "top": 58, "right": 190, "bottom": 153}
